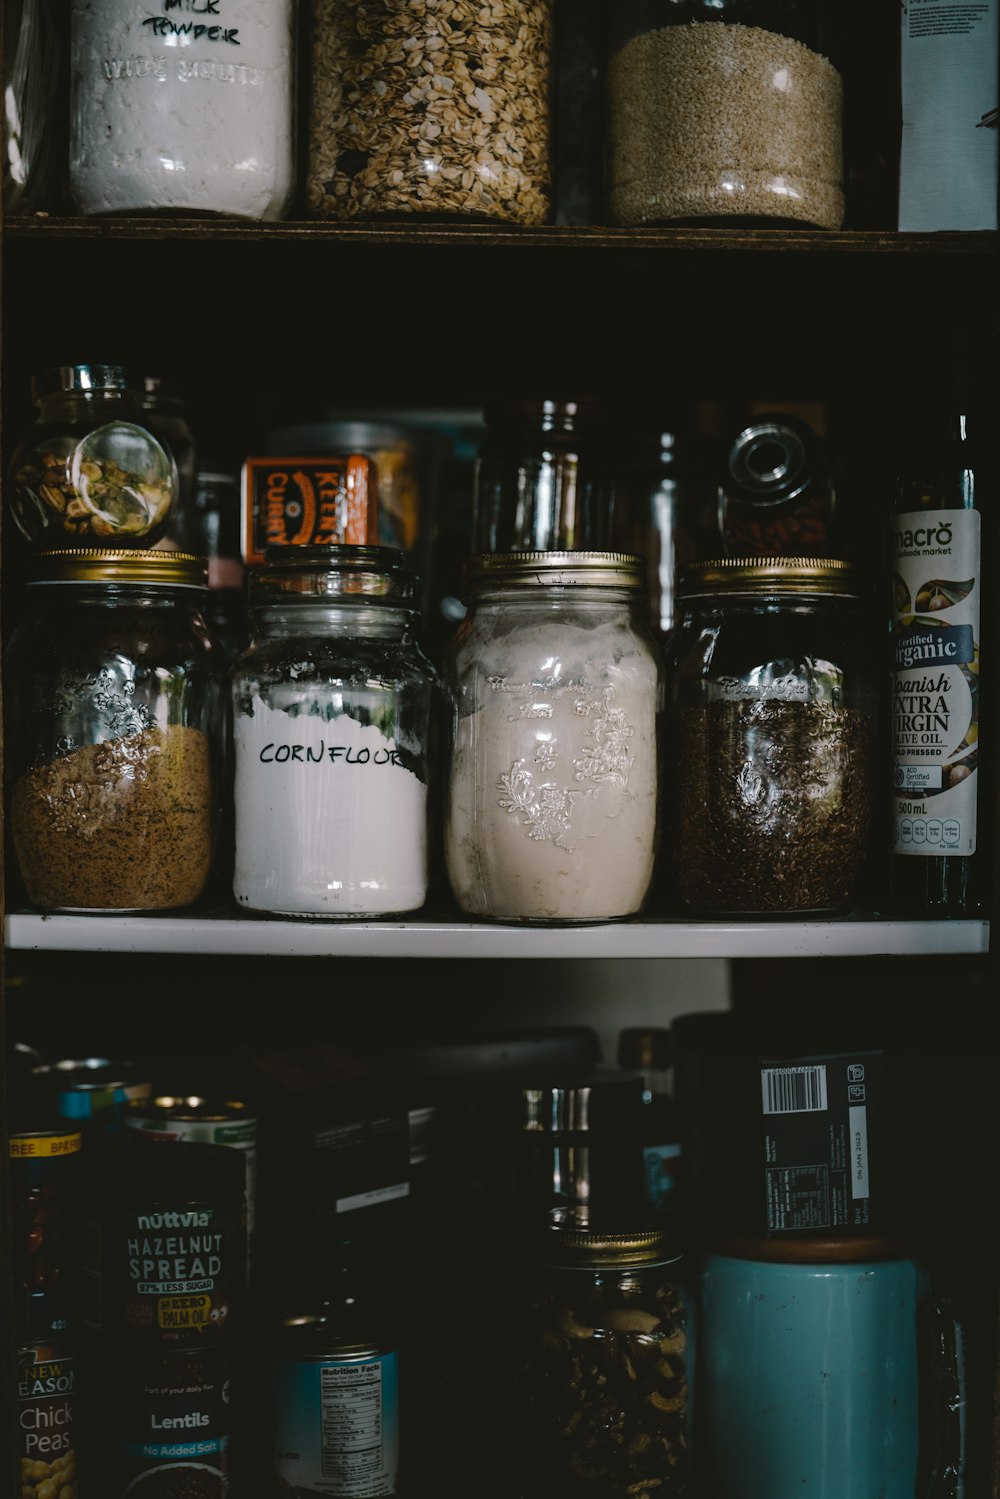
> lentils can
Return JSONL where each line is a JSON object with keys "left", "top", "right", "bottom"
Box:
{"left": 272, "top": 1318, "right": 400, "bottom": 1497}
{"left": 123, "top": 1095, "right": 258, "bottom": 1266}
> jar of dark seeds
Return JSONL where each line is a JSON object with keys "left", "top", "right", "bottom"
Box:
{"left": 305, "top": 0, "right": 553, "bottom": 223}
{"left": 664, "top": 558, "right": 876, "bottom": 917}
{"left": 3, "top": 549, "right": 222, "bottom": 913}
{"left": 606, "top": 1, "right": 844, "bottom": 229}
{"left": 518, "top": 1226, "right": 693, "bottom": 1498}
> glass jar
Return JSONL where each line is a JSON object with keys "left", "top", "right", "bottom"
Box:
{"left": 518, "top": 1227, "right": 694, "bottom": 1498}
{"left": 664, "top": 558, "right": 876, "bottom": 917}
{"left": 472, "top": 399, "right": 608, "bottom": 555}
{"left": 3, "top": 0, "right": 70, "bottom": 215}
{"left": 716, "top": 410, "right": 842, "bottom": 560}
{"left": 606, "top": 1, "right": 844, "bottom": 228}
{"left": 68, "top": 0, "right": 296, "bottom": 220}
{"left": 3, "top": 550, "right": 222, "bottom": 913}
{"left": 137, "top": 376, "right": 198, "bottom": 548}
{"left": 305, "top": 0, "right": 553, "bottom": 224}
{"left": 6, "top": 365, "right": 177, "bottom": 550}
{"left": 231, "top": 544, "right": 438, "bottom": 918}
{"left": 442, "top": 551, "right": 664, "bottom": 923}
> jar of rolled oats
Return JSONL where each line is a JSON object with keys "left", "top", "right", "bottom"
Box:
{"left": 442, "top": 552, "right": 664, "bottom": 923}
{"left": 305, "top": 0, "right": 554, "bottom": 224}
{"left": 607, "top": 1, "right": 844, "bottom": 229}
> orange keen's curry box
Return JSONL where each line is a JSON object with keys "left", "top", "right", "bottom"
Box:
{"left": 241, "top": 453, "right": 379, "bottom": 566}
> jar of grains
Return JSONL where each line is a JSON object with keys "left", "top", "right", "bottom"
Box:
{"left": 664, "top": 558, "right": 876, "bottom": 917}
{"left": 517, "top": 1226, "right": 694, "bottom": 1499}
{"left": 442, "top": 551, "right": 664, "bottom": 923}
{"left": 305, "top": 0, "right": 553, "bottom": 224}
{"left": 68, "top": 0, "right": 296, "bottom": 220}
{"left": 7, "top": 365, "right": 177, "bottom": 551}
{"left": 231, "top": 544, "right": 438, "bottom": 918}
{"left": 606, "top": 1, "right": 844, "bottom": 229}
{"left": 3, "top": 550, "right": 222, "bottom": 913}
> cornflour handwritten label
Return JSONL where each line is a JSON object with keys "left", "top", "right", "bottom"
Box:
{"left": 892, "top": 509, "right": 980, "bottom": 856}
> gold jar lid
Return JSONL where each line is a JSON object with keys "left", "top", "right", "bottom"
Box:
{"left": 679, "top": 557, "right": 858, "bottom": 598}
{"left": 463, "top": 551, "right": 645, "bottom": 593}
{"left": 29, "top": 549, "right": 208, "bottom": 589}
{"left": 546, "top": 1226, "right": 680, "bottom": 1267}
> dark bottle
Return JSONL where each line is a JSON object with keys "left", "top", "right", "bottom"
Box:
{"left": 889, "top": 402, "right": 989, "bottom": 916}
{"left": 617, "top": 1027, "right": 683, "bottom": 1225}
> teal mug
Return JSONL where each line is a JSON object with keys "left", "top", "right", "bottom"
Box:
{"left": 696, "top": 1241, "right": 964, "bottom": 1499}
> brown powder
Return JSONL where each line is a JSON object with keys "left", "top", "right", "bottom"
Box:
{"left": 673, "top": 699, "right": 872, "bottom": 915}
{"left": 11, "top": 725, "right": 215, "bottom": 911}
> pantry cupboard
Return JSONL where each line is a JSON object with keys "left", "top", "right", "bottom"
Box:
{"left": 2, "top": 15, "right": 999, "bottom": 1499}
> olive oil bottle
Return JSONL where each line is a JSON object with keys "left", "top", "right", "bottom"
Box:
{"left": 889, "top": 401, "right": 988, "bottom": 915}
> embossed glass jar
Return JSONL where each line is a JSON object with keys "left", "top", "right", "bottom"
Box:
{"left": 442, "top": 552, "right": 664, "bottom": 923}
{"left": 3, "top": 550, "right": 222, "bottom": 913}
{"left": 664, "top": 558, "right": 876, "bottom": 917}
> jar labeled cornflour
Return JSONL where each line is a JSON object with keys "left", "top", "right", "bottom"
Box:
{"left": 231, "top": 545, "right": 437, "bottom": 917}
{"left": 607, "top": 2, "right": 844, "bottom": 228}
{"left": 3, "top": 550, "right": 222, "bottom": 914}
{"left": 306, "top": 0, "right": 553, "bottom": 223}
{"left": 442, "top": 552, "right": 664, "bottom": 923}
{"left": 68, "top": 0, "right": 296, "bottom": 219}
{"left": 664, "top": 558, "right": 876, "bottom": 917}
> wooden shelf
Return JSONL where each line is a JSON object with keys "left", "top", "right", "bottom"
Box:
{"left": 4, "top": 214, "right": 997, "bottom": 255}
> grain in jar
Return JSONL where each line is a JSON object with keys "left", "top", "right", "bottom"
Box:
{"left": 306, "top": 0, "right": 553, "bottom": 223}
{"left": 607, "top": 3, "right": 844, "bottom": 229}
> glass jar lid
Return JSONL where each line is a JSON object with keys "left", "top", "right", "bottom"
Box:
{"left": 31, "top": 364, "right": 131, "bottom": 402}
{"left": 28, "top": 549, "right": 208, "bottom": 589}
{"left": 250, "top": 543, "right": 418, "bottom": 604}
{"left": 678, "top": 557, "right": 858, "bottom": 599}
{"left": 463, "top": 551, "right": 645, "bottom": 593}
{"left": 545, "top": 1226, "right": 680, "bottom": 1268}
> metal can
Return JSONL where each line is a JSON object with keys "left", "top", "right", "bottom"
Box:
{"left": 123, "top": 1095, "right": 258, "bottom": 1265}
{"left": 33, "top": 1056, "right": 152, "bottom": 1139}
{"left": 17, "top": 1341, "right": 79, "bottom": 1499}
{"left": 272, "top": 1316, "right": 400, "bottom": 1498}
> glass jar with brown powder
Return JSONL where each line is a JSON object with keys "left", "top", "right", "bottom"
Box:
{"left": 664, "top": 558, "right": 876, "bottom": 917}
{"left": 3, "top": 549, "right": 222, "bottom": 913}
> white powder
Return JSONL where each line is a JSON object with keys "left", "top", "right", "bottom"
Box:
{"left": 233, "top": 696, "right": 428, "bottom": 917}
{"left": 444, "top": 618, "right": 661, "bottom": 921}
{"left": 69, "top": 0, "right": 295, "bottom": 220}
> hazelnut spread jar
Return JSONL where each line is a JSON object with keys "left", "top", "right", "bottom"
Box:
{"left": 664, "top": 558, "right": 876, "bottom": 917}
{"left": 442, "top": 552, "right": 664, "bottom": 923}
{"left": 3, "top": 550, "right": 221, "bottom": 913}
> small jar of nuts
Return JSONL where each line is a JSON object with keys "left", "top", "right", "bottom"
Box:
{"left": 517, "top": 1226, "right": 694, "bottom": 1498}
{"left": 305, "top": 0, "right": 554, "bottom": 224}
{"left": 7, "top": 365, "right": 177, "bottom": 550}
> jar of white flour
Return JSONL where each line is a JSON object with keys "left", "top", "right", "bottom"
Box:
{"left": 231, "top": 545, "right": 437, "bottom": 918}
{"left": 69, "top": 0, "right": 296, "bottom": 219}
{"left": 442, "top": 552, "right": 664, "bottom": 923}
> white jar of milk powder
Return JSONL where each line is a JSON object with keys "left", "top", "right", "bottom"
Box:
{"left": 69, "top": 0, "right": 296, "bottom": 220}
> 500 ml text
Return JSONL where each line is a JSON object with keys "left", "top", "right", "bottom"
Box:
{"left": 259, "top": 743, "right": 404, "bottom": 766}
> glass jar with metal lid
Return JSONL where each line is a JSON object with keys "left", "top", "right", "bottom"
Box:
{"left": 3, "top": 549, "right": 221, "bottom": 913}
{"left": 6, "top": 364, "right": 177, "bottom": 550}
{"left": 664, "top": 557, "right": 876, "bottom": 917}
{"left": 517, "top": 1225, "right": 694, "bottom": 1498}
{"left": 441, "top": 551, "right": 665, "bottom": 923}
{"left": 230, "top": 544, "right": 438, "bottom": 918}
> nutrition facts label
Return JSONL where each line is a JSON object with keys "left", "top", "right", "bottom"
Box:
{"left": 321, "top": 1361, "right": 384, "bottom": 1482}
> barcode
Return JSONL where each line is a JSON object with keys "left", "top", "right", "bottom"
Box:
{"left": 761, "top": 1065, "right": 828, "bottom": 1115}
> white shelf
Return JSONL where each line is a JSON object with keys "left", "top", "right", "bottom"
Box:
{"left": 4, "top": 910, "right": 989, "bottom": 960}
